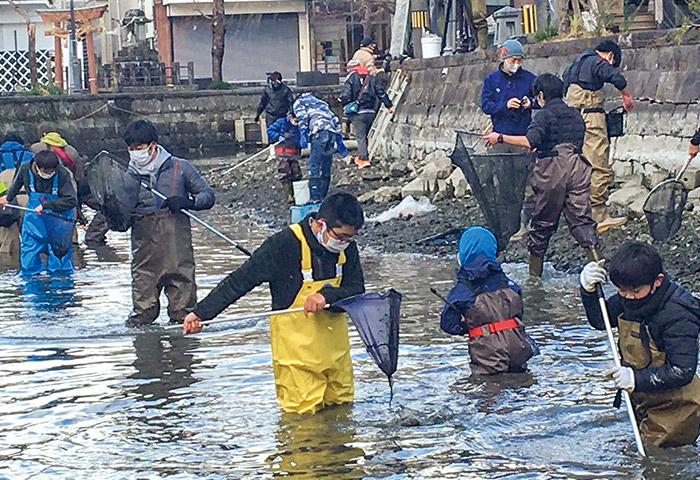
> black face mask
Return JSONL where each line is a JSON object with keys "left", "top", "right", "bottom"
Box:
{"left": 619, "top": 279, "right": 669, "bottom": 320}
{"left": 621, "top": 294, "right": 654, "bottom": 312}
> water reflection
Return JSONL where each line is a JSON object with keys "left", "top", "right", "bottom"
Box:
{"left": 21, "top": 275, "right": 79, "bottom": 313}
{"left": 129, "top": 331, "right": 201, "bottom": 404}
{"left": 269, "top": 404, "right": 367, "bottom": 479}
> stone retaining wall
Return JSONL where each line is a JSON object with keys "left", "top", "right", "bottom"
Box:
{"left": 0, "top": 86, "right": 341, "bottom": 160}
{"left": 379, "top": 30, "right": 700, "bottom": 183}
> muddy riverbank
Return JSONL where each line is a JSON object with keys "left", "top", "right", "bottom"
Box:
{"left": 203, "top": 154, "right": 700, "bottom": 291}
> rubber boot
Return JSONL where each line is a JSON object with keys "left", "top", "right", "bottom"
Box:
{"left": 509, "top": 220, "right": 530, "bottom": 243}
{"left": 592, "top": 205, "right": 627, "bottom": 233}
{"left": 528, "top": 255, "right": 544, "bottom": 277}
{"left": 308, "top": 177, "right": 323, "bottom": 203}
{"left": 320, "top": 176, "right": 331, "bottom": 198}
{"left": 281, "top": 181, "right": 295, "bottom": 205}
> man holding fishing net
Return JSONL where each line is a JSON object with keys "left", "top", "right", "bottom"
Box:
{"left": 182, "top": 193, "right": 366, "bottom": 414}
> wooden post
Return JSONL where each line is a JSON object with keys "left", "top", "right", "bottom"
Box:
{"left": 53, "top": 24, "right": 63, "bottom": 90}
{"left": 84, "top": 30, "right": 98, "bottom": 93}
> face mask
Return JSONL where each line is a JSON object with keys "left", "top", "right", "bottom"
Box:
{"left": 271, "top": 82, "right": 282, "bottom": 90}
{"left": 37, "top": 169, "right": 55, "bottom": 180}
{"left": 129, "top": 148, "right": 153, "bottom": 168}
{"left": 504, "top": 60, "right": 521, "bottom": 74}
{"left": 315, "top": 221, "right": 350, "bottom": 253}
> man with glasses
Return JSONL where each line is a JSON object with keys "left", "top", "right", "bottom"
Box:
{"left": 183, "top": 192, "right": 365, "bottom": 414}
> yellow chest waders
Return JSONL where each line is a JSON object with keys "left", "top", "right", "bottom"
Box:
{"left": 618, "top": 317, "right": 700, "bottom": 447}
{"left": 268, "top": 223, "right": 354, "bottom": 414}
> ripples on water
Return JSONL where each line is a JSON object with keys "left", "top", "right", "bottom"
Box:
{"left": 0, "top": 205, "right": 698, "bottom": 480}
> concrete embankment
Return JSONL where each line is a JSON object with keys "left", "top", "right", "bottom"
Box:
{"left": 0, "top": 86, "right": 341, "bottom": 160}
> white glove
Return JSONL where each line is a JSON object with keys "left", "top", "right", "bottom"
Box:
{"left": 580, "top": 261, "right": 607, "bottom": 292}
{"left": 606, "top": 366, "right": 635, "bottom": 392}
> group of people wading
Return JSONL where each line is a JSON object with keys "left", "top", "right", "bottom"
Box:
{"left": 0, "top": 37, "right": 698, "bottom": 452}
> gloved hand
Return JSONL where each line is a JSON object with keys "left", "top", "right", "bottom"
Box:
{"left": 606, "top": 366, "right": 635, "bottom": 392}
{"left": 299, "top": 129, "right": 309, "bottom": 149}
{"left": 580, "top": 261, "right": 607, "bottom": 292}
{"left": 336, "top": 134, "right": 348, "bottom": 157}
{"left": 162, "top": 195, "right": 195, "bottom": 213}
{"left": 621, "top": 90, "right": 634, "bottom": 112}
{"left": 254, "top": 114, "right": 261, "bottom": 123}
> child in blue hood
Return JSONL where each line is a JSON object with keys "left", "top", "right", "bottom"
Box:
{"left": 439, "top": 226, "right": 536, "bottom": 375}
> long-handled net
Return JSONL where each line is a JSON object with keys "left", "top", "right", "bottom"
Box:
{"left": 84, "top": 151, "right": 142, "bottom": 232}
{"left": 643, "top": 155, "right": 695, "bottom": 242}
{"left": 334, "top": 289, "right": 402, "bottom": 401}
{"left": 450, "top": 130, "right": 534, "bottom": 252}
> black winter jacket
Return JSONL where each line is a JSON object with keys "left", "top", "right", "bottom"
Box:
{"left": 256, "top": 83, "right": 294, "bottom": 119}
{"left": 581, "top": 280, "right": 700, "bottom": 393}
{"left": 193, "top": 215, "right": 365, "bottom": 320}
{"left": 339, "top": 73, "right": 392, "bottom": 112}
{"left": 563, "top": 48, "right": 627, "bottom": 92}
{"left": 133, "top": 156, "right": 215, "bottom": 216}
{"left": 526, "top": 98, "right": 586, "bottom": 158}
{"left": 6, "top": 161, "right": 77, "bottom": 213}
{"left": 692, "top": 128, "right": 700, "bottom": 146}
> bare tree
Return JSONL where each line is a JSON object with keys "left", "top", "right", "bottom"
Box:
{"left": 355, "top": 0, "right": 395, "bottom": 37}
{"left": 193, "top": 0, "right": 227, "bottom": 83}
{"left": 7, "top": 0, "right": 38, "bottom": 88}
{"left": 211, "top": 0, "right": 226, "bottom": 82}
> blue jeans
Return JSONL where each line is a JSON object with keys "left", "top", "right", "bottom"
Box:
{"left": 308, "top": 131, "right": 335, "bottom": 178}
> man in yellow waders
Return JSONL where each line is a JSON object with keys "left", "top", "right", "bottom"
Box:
{"left": 183, "top": 193, "right": 365, "bottom": 414}
{"left": 580, "top": 242, "right": 700, "bottom": 447}
{"left": 562, "top": 40, "right": 634, "bottom": 233}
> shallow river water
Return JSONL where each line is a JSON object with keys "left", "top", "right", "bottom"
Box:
{"left": 1, "top": 203, "right": 698, "bottom": 480}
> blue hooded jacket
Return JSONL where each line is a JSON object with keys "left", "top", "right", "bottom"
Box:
{"left": 441, "top": 227, "right": 520, "bottom": 336}
{"left": 480, "top": 65, "right": 536, "bottom": 135}
{"left": 0, "top": 141, "right": 34, "bottom": 171}
{"left": 267, "top": 115, "right": 302, "bottom": 148}
{"left": 440, "top": 254, "right": 522, "bottom": 335}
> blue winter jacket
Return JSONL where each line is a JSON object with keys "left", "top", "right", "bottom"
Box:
{"left": 0, "top": 141, "right": 34, "bottom": 171}
{"left": 480, "top": 65, "right": 536, "bottom": 135}
{"left": 440, "top": 254, "right": 522, "bottom": 336}
{"left": 267, "top": 116, "right": 302, "bottom": 148}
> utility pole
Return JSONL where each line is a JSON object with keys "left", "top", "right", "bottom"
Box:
{"left": 68, "top": 0, "right": 82, "bottom": 93}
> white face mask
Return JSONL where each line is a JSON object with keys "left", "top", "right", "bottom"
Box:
{"left": 315, "top": 221, "right": 350, "bottom": 253}
{"left": 504, "top": 60, "right": 521, "bottom": 74}
{"left": 129, "top": 148, "right": 154, "bottom": 169}
{"left": 37, "top": 169, "right": 55, "bottom": 180}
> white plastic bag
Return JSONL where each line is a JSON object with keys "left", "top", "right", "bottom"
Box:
{"left": 367, "top": 195, "right": 437, "bottom": 223}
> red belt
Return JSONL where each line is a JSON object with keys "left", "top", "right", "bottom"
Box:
{"left": 468, "top": 318, "right": 519, "bottom": 338}
{"left": 275, "top": 147, "right": 299, "bottom": 154}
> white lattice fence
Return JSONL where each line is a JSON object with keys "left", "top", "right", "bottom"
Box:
{"left": 0, "top": 50, "right": 53, "bottom": 92}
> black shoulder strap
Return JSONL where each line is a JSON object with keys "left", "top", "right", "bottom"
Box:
{"left": 569, "top": 51, "right": 596, "bottom": 85}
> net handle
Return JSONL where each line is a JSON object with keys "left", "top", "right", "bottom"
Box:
{"left": 674, "top": 155, "right": 695, "bottom": 182}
